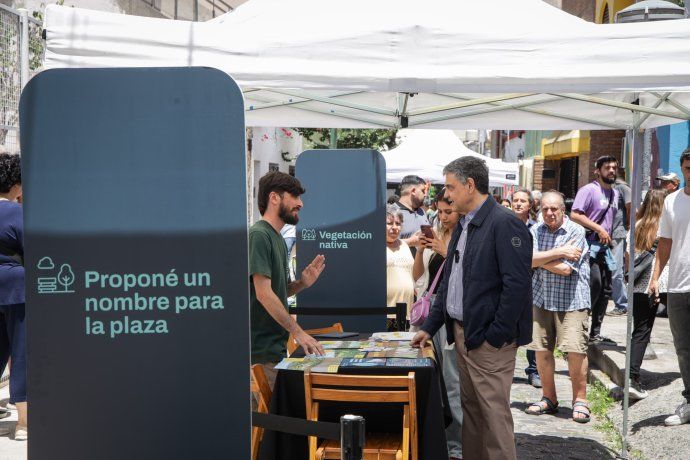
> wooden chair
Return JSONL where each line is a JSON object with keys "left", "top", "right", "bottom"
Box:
{"left": 287, "top": 322, "right": 344, "bottom": 356}
{"left": 250, "top": 364, "right": 273, "bottom": 460}
{"left": 303, "top": 371, "right": 418, "bottom": 460}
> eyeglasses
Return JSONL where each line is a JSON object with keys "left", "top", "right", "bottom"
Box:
{"left": 541, "top": 206, "right": 562, "bottom": 213}
{"left": 454, "top": 250, "right": 460, "bottom": 263}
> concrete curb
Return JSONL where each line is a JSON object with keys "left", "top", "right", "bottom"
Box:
{"left": 588, "top": 342, "right": 626, "bottom": 388}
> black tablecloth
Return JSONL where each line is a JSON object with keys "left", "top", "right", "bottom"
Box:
{"left": 258, "top": 334, "right": 450, "bottom": 460}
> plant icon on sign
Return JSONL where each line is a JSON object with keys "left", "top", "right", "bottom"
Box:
{"left": 301, "top": 228, "right": 316, "bottom": 241}
{"left": 37, "top": 257, "right": 76, "bottom": 295}
{"left": 57, "top": 264, "right": 75, "bottom": 293}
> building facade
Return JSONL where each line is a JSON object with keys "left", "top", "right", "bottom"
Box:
{"left": 500, "top": 1, "right": 634, "bottom": 197}
{"left": 2, "top": 0, "right": 239, "bottom": 21}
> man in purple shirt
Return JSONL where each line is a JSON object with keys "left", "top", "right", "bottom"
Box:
{"left": 571, "top": 155, "right": 619, "bottom": 343}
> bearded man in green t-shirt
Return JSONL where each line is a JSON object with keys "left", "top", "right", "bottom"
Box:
{"left": 249, "top": 171, "right": 326, "bottom": 387}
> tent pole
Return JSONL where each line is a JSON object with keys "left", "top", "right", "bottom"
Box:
{"left": 621, "top": 120, "right": 642, "bottom": 459}
{"left": 330, "top": 129, "right": 337, "bottom": 149}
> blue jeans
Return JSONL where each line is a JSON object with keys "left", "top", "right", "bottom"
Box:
{"left": 0, "top": 303, "right": 27, "bottom": 404}
{"left": 433, "top": 326, "right": 462, "bottom": 458}
{"left": 611, "top": 237, "right": 628, "bottom": 310}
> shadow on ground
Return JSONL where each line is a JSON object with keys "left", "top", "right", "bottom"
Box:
{"left": 0, "top": 420, "right": 17, "bottom": 439}
{"left": 515, "top": 433, "right": 616, "bottom": 459}
{"left": 631, "top": 414, "right": 670, "bottom": 433}
{"left": 639, "top": 370, "right": 681, "bottom": 391}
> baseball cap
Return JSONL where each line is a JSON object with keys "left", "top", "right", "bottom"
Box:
{"left": 658, "top": 172, "right": 680, "bottom": 182}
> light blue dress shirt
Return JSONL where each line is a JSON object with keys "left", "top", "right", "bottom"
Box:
{"left": 446, "top": 198, "right": 487, "bottom": 321}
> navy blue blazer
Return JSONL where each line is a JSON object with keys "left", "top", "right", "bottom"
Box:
{"left": 420, "top": 196, "right": 533, "bottom": 350}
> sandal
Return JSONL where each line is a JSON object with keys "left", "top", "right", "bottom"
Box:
{"left": 525, "top": 396, "right": 559, "bottom": 415}
{"left": 572, "top": 400, "right": 591, "bottom": 423}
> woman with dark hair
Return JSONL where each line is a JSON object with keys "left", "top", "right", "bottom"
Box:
{"left": 0, "top": 153, "right": 27, "bottom": 440}
{"left": 626, "top": 189, "right": 669, "bottom": 400}
{"left": 412, "top": 193, "right": 463, "bottom": 458}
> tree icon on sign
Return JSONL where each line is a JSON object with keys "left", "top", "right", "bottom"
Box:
{"left": 57, "top": 264, "right": 75, "bottom": 293}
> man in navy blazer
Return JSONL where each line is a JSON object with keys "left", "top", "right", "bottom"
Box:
{"left": 412, "top": 156, "right": 533, "bottom": 460}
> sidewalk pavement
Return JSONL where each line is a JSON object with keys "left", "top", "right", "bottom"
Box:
{"left": 588, "top": 307, "right": 690, "bottom": 459}
{"left": 0, "top": 384, "right": 26, "bottom": 460}
{"left": 512, "top": 351, "right": 615, "bottom": 459}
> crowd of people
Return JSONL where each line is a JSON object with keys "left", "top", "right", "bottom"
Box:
{"left": 1, "top": 145, "right": 689, "bottom": 456}
{"left": 384, "top": 152, "right": 690, "bottom": 457}
{"left": 247, "top": 152, "right": 690, "bottom": 459}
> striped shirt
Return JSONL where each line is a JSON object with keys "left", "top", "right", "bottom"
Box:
{"left": 531, "top": 217, "right": 591, "bottom": 312}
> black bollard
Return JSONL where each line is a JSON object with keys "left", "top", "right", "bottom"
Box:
{"left": 340, "top": 414, "right": 365, "bottom": 460}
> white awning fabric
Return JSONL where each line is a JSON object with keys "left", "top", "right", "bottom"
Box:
{"left": 43, "top": 0, "right": 690, "bottom": 130}
{"left": 382, "top": 130, "right": 518, "bottom": 187}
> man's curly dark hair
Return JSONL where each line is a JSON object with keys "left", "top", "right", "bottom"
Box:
{"left": 0, "top": 153, "right": 21, "bottom": 193}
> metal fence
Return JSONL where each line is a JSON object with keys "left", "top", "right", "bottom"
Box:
{"left": 0, "top": 4, "right": 43, "bottom": 154}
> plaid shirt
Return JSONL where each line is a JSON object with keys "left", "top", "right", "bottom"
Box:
{"left": 531, "top": 217, "right": 591, "bottom": 312}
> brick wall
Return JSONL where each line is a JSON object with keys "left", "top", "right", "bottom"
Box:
{"left": 533, "top": 158, "right": 544, "bottom": 191}
{"left": 578, "top": 151, "right": 590, "bottom": 189}
{"left": 561, "top": 0, "right": 596, "bottom": 22}
{"left": 584, "top": 130, "right": 625, "bottom": 182}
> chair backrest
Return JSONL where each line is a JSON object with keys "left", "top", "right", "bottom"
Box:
{"left": 303, "top": 371, "right": 417, "bottom": 460}
{"left": 286, "top": 322, "right": 343, "bottom": 356}
{"left": 251, "top": 364, "right": 273, "bottom": 460}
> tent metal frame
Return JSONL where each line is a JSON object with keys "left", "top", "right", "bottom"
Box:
{"left": 241, "top": 86, "right": 685, "bottom": 460}
{"left": 243, "top": 89, "right": 690, "bottom": 130}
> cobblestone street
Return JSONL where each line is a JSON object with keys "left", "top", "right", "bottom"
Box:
{"left": 511, "top": 351, "right": 616, "bottom": 459}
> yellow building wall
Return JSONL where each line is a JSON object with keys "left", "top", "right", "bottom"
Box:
{"left": 595, "top": 0, "right": 635, "bottom": 23}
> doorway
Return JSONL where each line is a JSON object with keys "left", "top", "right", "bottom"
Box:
{"left": 559, "top": 156, "right": 579, "bottom": 199}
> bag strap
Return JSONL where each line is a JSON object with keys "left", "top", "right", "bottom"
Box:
{"left": 648, "top": 239, "right": 659, "bottom": 256}
{"left": 594, "top": 188, "right": 615, "bottom": 227}
{"left": 427, "top": 259, "right": 446, "bottom": 294}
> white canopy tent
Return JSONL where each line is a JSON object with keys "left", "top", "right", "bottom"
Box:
{"left": 43, "top": 0, "right": 690, "bottom": 131}
{"left": 39, "top": 0, "right": 690, "bottom": 456}
{"left": 383, "top": 130, "right": 518, "bottom": 187}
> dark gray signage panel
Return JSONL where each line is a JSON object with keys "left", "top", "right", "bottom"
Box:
{"left": 296, "top": 149, "right": 386, "bottom": 332}
{"left": 20, "top": 67, "right": 249, "bottom": 459}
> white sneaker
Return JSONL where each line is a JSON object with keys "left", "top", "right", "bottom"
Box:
{"left": 628, "top": 381, "right": 649, "bottom": 400}
{"left": 14, "top": 426, "right": 27, "bottom": 441}
{"left": 665, "top": 402, "right": 690, "bottom": 426}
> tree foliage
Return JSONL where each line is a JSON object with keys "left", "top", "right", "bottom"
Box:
{"left": 295, "top": 128, "right": 398, "bottom": 151}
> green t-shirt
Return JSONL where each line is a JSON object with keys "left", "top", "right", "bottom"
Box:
{"left": 249, "top": 220, "right": 290, "bottom": 364}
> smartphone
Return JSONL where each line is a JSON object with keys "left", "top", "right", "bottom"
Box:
{"left": 420, "top": 224, "right": 434, "bottom": 239}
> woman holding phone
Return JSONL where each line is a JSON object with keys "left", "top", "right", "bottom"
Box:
{"left": 412, "top": 193, "right": 464, "bottom": 459}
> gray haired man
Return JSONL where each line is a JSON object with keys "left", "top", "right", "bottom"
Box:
{"left": 411, "top": 157, "right": 533, "bottom": 460}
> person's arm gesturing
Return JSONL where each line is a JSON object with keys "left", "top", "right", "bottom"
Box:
{"left": 288, "top": 254, "right": 326, "bottom": 296}
{"left": 254, "top": 274, "right": 324, "bottom": 356}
